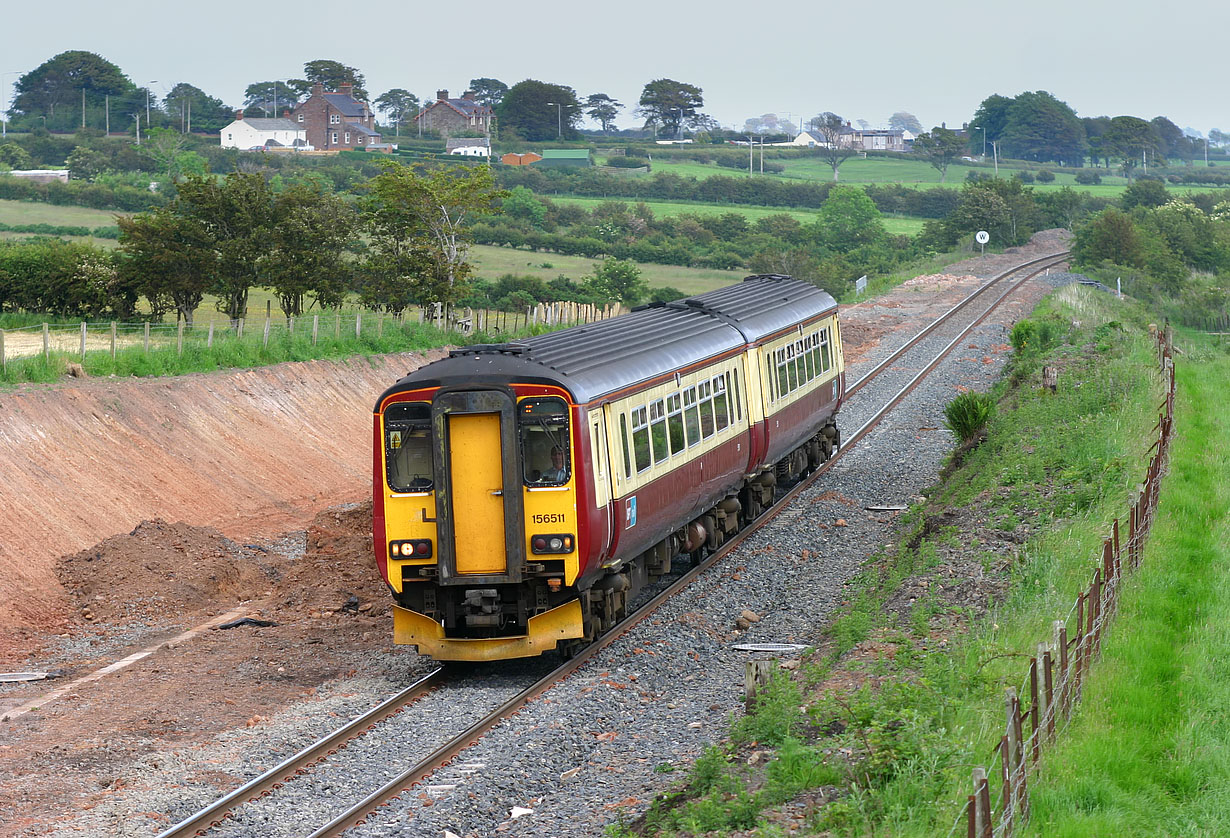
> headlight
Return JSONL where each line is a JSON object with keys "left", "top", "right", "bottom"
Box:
{"left": 530, "top": 534, "right": 574, "bottom": 554}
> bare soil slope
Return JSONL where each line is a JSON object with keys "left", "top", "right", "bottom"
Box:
{"left": 0, "top": 351, "right": 444, "bottom": 660}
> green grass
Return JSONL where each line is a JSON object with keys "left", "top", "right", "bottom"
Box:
{"left": 0, "top": 198, "right": 127, "bottom": 227}
{"left": 468, "top": 243, "right": 744, "bottom": 294}
{"left": 545, "top": 194, "right": 926, "bottom": 236}
{"left": 1022, "top": 336, "right": 1230, "bottom": 837}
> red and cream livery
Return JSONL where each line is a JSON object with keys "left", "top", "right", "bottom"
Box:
{"left": 373, "top": 274, "right": 844, "bottom": 661}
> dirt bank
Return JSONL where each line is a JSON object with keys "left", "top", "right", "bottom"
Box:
{"left": 0, "top": 351, "right": 445, "bottom": 661}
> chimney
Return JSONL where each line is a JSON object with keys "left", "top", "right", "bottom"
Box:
{"left": 312, "top": 82, "right": 324, "bottom": 96}
{"left": 340, "top": 82, "right": 353, "bottom": 97}
{"left": 236, "top": 109, "right": 244, "bottom": 120}
{"left": 283, "top": 110, "right": 291, "bottom": 119}
{"left": 437, "top": 89, "right": 449, "bottom": 101}
{"left": 462, "top": 90, "right": 475, "bottom": 100}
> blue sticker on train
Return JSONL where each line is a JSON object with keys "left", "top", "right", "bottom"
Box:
{"left": 626, "top": 496, "right": 637, "bottom": 529}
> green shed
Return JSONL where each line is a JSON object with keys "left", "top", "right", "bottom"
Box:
{"left": 534, "top": 148, "right": 592, "bottom": 168}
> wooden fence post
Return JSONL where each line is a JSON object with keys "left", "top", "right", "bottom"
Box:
{"left": 143, "top": 322, "right": 150, "bottom": 353}
{"left": 971, "top": 767, "right": 991, "bottom": 838}
{"left": 1029, "top": 654, "right": 1041, "bottom": 764}
{"left": 177, "top": 321, "right": 184, "bottom": 355}
{"left": 263, "top": 316, "right": 271, "bottom": 348}
{"left": 312, "top": 314, "right": 319, "bottom": 345}
{"left": 745, "top": 659, "right": 773, "bottom": 712}
{"left": 79, "top": 322, "right": 86, "bottom": 361}
{"left": 377, "top": 311, "right": 384, "bottom": 338}
{"left": 110, "top": 322, "right": 117, "bottom": 359}
{"left": 1, "top": 329, "right": 5, "bottom": 370}
{"left": 238, "top": 317, "right": 245, "bottom": 339}
{"left": 356, "top": 311, "right": 363, "bottom": 339}
{"left": 43, "top": 323, "right": 49, "bottom": 360}
{"left": 335, "top": 311, "right": 341, "bottom": 339}
{"left": 1042, "top": 640, "right": 1055, "bottom": 743}
{"left": 207, "top": 322, "right": 214, "bottom": 349}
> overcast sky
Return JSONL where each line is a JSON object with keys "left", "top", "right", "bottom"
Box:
{"left": 5, "top": 0, "right": 1227, "bottom": 137}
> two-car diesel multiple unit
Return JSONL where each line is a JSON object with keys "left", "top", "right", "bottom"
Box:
{"left": 372, "top": 274, "right": 844, "bottom": 662}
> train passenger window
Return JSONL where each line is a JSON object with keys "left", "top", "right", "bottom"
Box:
{"left": 682, "top": 387, "right": 700, "bottom": 446}
{"left": 776, "top": 349, "right": 789, "bottom": 397}
{"left": 631, "top": 406, "right": 651, "bottom": 472}
{"left": 649, "top": 399, "right": 669, "bottom": 465}
{"left": 820, "top": 329, "right": 832, "bottom": 372}
{"left": 698, "top": 380, "right": 715, "bottom": 438}
{"left": 713, "top": 376, "right": 729, "bottom": 431}
{"left": 667, "top": 393, "right": 685, "bottom": 455}
{"left": 804, "top": 338, "right": 816, "bottom": 382}
{"left": 518, "top": 397, "right": 571, "bottom": 486}
{"left": 620, "top": 413, "right": 632, "bottom": 478}
{"left": 787, "top": 347, "right": 799, "bottom": 392}
{"left": 730, "top": 369, "right": 741, "bottom": 421}
{"left": 384, "top": 402, "right": 434, "bottom": 492}
{"left": 811, "top": 335, "right": 823, "bottom": 378}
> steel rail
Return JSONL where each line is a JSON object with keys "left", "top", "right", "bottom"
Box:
{"left": 307, "top": 250, "right": 1070, "bottom": 837}
{"left": 156, "top": 668, "right": 446, "bottom": 838}
{"left": 846, "top": 251, "right": 1069, "bottom": 398}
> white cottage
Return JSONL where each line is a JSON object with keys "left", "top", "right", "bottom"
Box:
{"left": 220, "top": 114, "right": 308, "bottom": 150}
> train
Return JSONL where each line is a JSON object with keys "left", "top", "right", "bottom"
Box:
{"left": 371, "top": 274, "right": 845, "bottom": 662}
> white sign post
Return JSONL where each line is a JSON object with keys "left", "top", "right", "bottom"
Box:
{"left": 855, "top": 274, "right": 868, "bottom": 296}
{"left": 975, "top": 230, "right": 989, "bottom": 256}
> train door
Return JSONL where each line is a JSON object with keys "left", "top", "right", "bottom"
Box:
{"left": 432, "top": 390, "right": 525, "bottom": 585}
{"left": 589, "top": 409, "right": 613, "bottom": 556}
{"left": 448, "top": 412, "right": 507, "bottom": 574}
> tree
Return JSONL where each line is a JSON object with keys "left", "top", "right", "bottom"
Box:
{"left": 65, "top": 146, "right": 106, "bottom": 180}
{"left": 0, "top": 143, "right": 34, "bottom": 170}
{"left": 175, "top": 172, "right": 276, "bottom": 322}
{"left": 1081, "top": 116, "right": 1112, "bottom": 167}
{"left": 999, "top": 91, "right": 1085, "bottom": 165}
{"left": 912, "top": 126, "right": 965, "bottom": 182}
{"left": 243, "top": 81, "right": 300, "bottom": 117}
{"left": 289, "top": 60, "right": 367, "bottom": 100}
{"left": 808, "top": 112, "right": 856, "bottom": 182}
{"left": 1072, "top": 207, "right": 1146, "bottom": 268}
{"left": 1149, "top": 116, "right": 1183, "bottom": 160}
{"left": 497, "top": 80, "right": 581, "bottom": 141}
{"left": 11, "top": 51, "right": 132, "bottom": 131}
{"left": 588, "top": 258, "right": 647, "bottom": 305}
{"left": 1101, "top": 116, "right": 1161, "bottom": 179}
{"left": 812, "top": 185, "right": 887, "bottom": 252}
{"left": 117, "top": 206, "right": 214, "bottom": 325}
{"left": 585, "top": 93, "right": 623, "bottom": 133}
{"left": 361, "top": 162, "right": 507, "bottom": 309}
{"left": 266, "top": 184, "right": 356, "bottom": 319}
{"left": 969, "top": 94, "right": 1015, "bottom": 154}
{"left": 163, "top": 82, "right": 232, "bottom": 132}
{"left": 468, "top": 78, "right": 509, "bottom": 108}
{"left": 374, "top": 89, "right": 420, "bottom": 137}
{"left": 637, "top": 79, "right": 705, "bottom": 137}
{"left": 1210, "top": 129, "right": 1230, "bottom": 149}
{"left": 888, "top": 111, "right": 923, "bottom": 134}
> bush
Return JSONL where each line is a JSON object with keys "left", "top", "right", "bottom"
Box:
{"left": 944, "top": 391, "right": 995, "bottom": 442}
{"left": 1074, "top": 170, "right": 1102, "bottom": 185}
{"left": 1015, "top": 170, "right": 1035, "bottom": 183}
{"left": 1036, "top": 169, "right": 1055, "bottom": 183}
{"left": 602, "top": 156, "right": 647, "bottom": 168}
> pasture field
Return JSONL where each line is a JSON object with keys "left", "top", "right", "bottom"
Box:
{"left": 544, "top": 194, "right": 927, "bottom": 236}
{"left": 469, "top": 244, "right": 744, "bottom": 293}
{"left": 0, "top": 198, "right": 126, "bottom": 227}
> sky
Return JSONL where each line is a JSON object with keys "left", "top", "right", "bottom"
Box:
{"left": 5, "top": 0, "right": 1227, "bottom": 137}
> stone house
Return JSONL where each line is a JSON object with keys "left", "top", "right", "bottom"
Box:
{"left": 415, "top": 90, "right": 494, "bottom": 138}
{"left": 290, "top": 83, "right": 382, "bottom": 151}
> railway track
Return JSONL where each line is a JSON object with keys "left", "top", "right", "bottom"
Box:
{"left": 160, "top": 250, "right": 1069, "bottom": 838}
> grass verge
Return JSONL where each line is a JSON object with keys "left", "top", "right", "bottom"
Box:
{"left": 614, "top": 284, "right": 1171, "bottom": 837}
{"left": 1022, "top": 334, "right": 1230, "bottom": 836}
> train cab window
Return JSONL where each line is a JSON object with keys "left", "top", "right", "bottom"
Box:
{"left": 384, "top": 402, "right": 434, "bottom": 492}
{"left": 649, "top": 399, "right": 669, "bottom": 464}
{"left": 713, "top": 375, "right": 729, "bottom": 431}
{"left": 666, "top": 393, "right": 685, "bottom": 455}
{"left": 683, "top": 387, "right": 700, "bottom": 446}
{"left": 631, "top": 406, "right": 651, "bottom": 472}
{"left": 519, "top": 397, "right": 571, "bottom": 485}
{"left": 698, "top": 380, "right": 715, "bottom": 438}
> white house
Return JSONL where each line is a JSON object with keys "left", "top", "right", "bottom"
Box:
{"left": 220, "top": 115, "right": 308, "bottom": 150}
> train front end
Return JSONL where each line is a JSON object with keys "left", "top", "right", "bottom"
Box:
{"left": 374, "top": 360, "right": 590, "bottom": 661}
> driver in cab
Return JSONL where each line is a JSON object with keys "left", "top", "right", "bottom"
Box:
{"left": 539, "top": 447, "right": 568, "bottom": 483}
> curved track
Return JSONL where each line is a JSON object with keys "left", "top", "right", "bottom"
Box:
{"left": 162, "top": 250, "right": 1069, "bottom": 838}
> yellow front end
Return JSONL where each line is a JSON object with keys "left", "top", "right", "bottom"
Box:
{"left": 393, "top": 599, "right": 584, "bottom": 661}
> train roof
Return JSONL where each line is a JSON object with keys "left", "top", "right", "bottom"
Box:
{"left": 379, "top": 275, "right": 837, "bottom": 406}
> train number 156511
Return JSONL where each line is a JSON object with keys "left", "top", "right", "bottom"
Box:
{"left": 532, "top": 513, "right": 567, "bottom": 524}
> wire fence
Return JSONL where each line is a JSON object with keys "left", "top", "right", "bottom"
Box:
{"left": 958, "top": 326, "right": 1176, "bottom": 838}
{"left": 0, "top": 300, "right": 627, "bottom": 368}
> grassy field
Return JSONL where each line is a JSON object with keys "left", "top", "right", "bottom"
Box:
{"left": 1022, "top": 336, "right": 1230, "bottom": 837}
{"left": 545, "top": 194, "right": 926, "bottom": 236}
{"left": 0, "top": 198, "right": 126, "bottom": 227}
{"left": 468, "top": 243, "right": 744, "bottom": 294}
